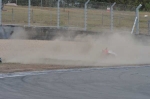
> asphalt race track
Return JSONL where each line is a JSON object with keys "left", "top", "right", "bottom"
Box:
{"left": 0, "top": 66, "right": 150, "bottom": 99}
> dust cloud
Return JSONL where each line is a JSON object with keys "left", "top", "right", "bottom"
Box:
{"left": 0, "top": 29, "right": 150, "bottom": 66}
{"left": 10, "top": 27, "right": 29, "bottom": 39}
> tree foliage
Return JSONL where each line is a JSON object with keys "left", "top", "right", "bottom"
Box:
{"left": 93, "top": 0, "right": 150, "bottom": 11}
{"left": 4, "top": 0, "right": 150, "bottom": 11}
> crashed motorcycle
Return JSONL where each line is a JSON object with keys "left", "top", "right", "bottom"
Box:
{"left": 100, "top": 48, "right": 117, "bottom": 59}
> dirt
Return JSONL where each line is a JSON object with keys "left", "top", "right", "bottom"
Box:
{"left": 0, "top": 63, "right": 149, "bottom": 73}
{"left": 1, "top": 31, "right": 150, "bottom": 73}
{"left": 0, "top": 63, "right": 99, "bottom": 73}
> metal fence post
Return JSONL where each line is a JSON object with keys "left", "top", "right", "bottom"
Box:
{"left": 16, "top": 0, "right": 17, "bottom": 5}
{"left": 57, "top": 0, "right": 61, "bottom": 29}
{"left": 68, "top": 11, "right": 70, "bottom": 26}
{"left": 148, "top": 20, "right": 150, "bottom": 35}
{"left": 110, "top": 2, "right": 116, "bottom": 32}
{"left": 84, "top": 0, "right": 90, "bottom": 31}
{"left": 102, "top": 13, "right": 103, "bottom": 25}
{"left": 131, "top": 17, "right": 137, "bottom": 34}
{"left": 50, "top": 12, "right": 52, "bottom": 25}
{"left": 32, "top": 9, "right": 33, "bottom": 22}
{"left": 28, "top": 0, "right": 31, "bottom": 27}
{"left": 41, "top": 0, "right": 42, "bottom": 8}
{"left": 0, "top": 0, "right": 2, "bottom": 25}
{"left": 135, "top": 4, "right": 142, "bottom": 34}
{"left": 12, "top": 8, "right": 14, "bottom": 22}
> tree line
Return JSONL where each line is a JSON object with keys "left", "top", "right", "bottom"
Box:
{"left": 93, "top": 0, "right": 150, "bottom": 11}
{"left": 3, "top": 0, "right": 150, "bottom": 11}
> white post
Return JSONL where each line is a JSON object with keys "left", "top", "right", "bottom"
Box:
{"left": 110, "top": 2, "right": 116, "bottom": 32}
{"left": 84, "top": 0, "right": 90, "bottom": 31}
{"left": 0, "top": 0, "right": 2, "bottom": 25}
{"left": 135, "top": 4, "right": 142, "bottom": 34}
{"left": 57, "top": 0, "right": 61, "bottom": 29}
{"left": 28, "top": 0, "right": 31, "bottom": 27}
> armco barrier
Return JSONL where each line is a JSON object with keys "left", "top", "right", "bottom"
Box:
{"left": 0, "top": 25, "right": 100, "bottom": 40}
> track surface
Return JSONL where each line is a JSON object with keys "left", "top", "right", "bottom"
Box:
{"left": 0, "top": 66, "right": 150, "bottom": 99}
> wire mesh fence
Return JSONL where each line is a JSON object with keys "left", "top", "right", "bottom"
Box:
{"left": 139, "top": 12, "right": 150, "bottom": 35}
{"left": 0, "top": 0, "right": 149, "bottom": 34}
{"left": 87, "top": 2, "right": 111, "bottom": 31}
{"left": 113, "top": 4, "right": 136, "bottom": 29}
{"left": 59, "top": 2, "right": 85, "bottom": 29}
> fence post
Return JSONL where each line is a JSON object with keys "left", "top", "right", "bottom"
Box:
{"left": 0, "top": 0, "right": 2, "bottom": 25}
{"left": 131, "top": 17, "right": 137, "bottom": 34}
{"left": 32, "top": 9, "right": 33, "bottom": 22}
{"left": 28, "top": 0, "right": 31, "bottom": 27}
{"left": 16, "top": 0, "right": 17, "bottom": 5}
{"left": 50, "top": 11, "right": 51, "bottom": 25}
{"left": 118, "top": 14, "right": 121, "bottom": 26}
{"left": 68, "top": 11, "right": 69, "bottom": 26}
{"left": 148, "top": 20, "right": 150, "bottom": 35}
{"left": 84, "top": 0, "right": 90, "bottom": 31}
{"left": 41, "top": 0, "right": 42, "bottom": 8}
{"left": 110, "top": 2, "right": 116, "bottom": 32}
{"left": 57, "top": 0, "right": 61, "bottom": 29}
{"left": 102, "top": 13, "right": 103, "bottom": 25}
{"left": 12, "top": 8, "right": 14, "bottom": 22}
{"left": 135, "top": 4, "right": 142, "bottom": 34}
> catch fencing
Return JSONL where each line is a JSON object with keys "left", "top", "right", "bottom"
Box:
{"left": 0, "top": 0, "right": 149, "bottom": 34}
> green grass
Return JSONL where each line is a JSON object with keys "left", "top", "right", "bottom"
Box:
{"left": 2, "top": 5, "right": 149, "bottom": 34}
